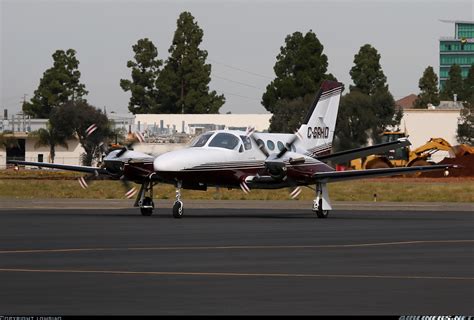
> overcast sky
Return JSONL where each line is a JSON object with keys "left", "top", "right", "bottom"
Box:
{"left": 1, "top": 0, "right": 473, "bottom": 115}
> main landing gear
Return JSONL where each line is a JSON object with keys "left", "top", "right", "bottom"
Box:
{"left": 134, "top": 180, "right": 184, "bottom": 218}
{"left": 312, "top": 182, "right": 331, "bottom": 218}
{"left": 134, "top": 181, "right": 155, "bottom": 216}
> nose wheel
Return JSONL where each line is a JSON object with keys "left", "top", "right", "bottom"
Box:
{"left": 173, "top": 200, "right": 183, "bottom": 218}
{"left": 173, "top": 181, "right": 184, "bottom": 218}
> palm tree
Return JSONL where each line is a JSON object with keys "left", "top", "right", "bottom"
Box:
{"left": 32, "top": 124, "right": 69, "bottom": 163}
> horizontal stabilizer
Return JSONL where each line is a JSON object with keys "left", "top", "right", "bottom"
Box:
{"left": 7, "top": 160, "right": 109, "bottom": 175}
{"left": 312, "top": 164, "right": 456, "bottom": 183}
{"left": 317, "top": 138, "right": 411, "bottom": 164}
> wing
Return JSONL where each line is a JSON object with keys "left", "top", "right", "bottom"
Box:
{"left": 316, "top": 138, "right": 410, "bottom": 164}
{"left": 312, "top": 164, "right": 456, "bottom": 183}
{"left": 7, "top": 160, "right": 109, "bottom": 175}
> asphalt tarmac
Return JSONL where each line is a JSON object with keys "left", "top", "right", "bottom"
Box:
{"left": 0, "top": 206, "right": 472, "bottom": 315}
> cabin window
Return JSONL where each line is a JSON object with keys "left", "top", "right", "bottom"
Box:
{"left": 208, "top": 132, "right": 240, "bottom": 150}
{"left": 240, "top": 135, "right": 252, "bottom": 150}
{"left": 190, "top": 132, "right": 213, "bottom": 147}
{"left": 267, "top": 140, "right": 275, "bottom": 151}
{"left": 277, "top": 141, "right": 285, "bottom": 151}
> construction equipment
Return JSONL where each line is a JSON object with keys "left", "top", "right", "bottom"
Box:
{"left": 350, "top": 131, "right": 471, "bottom": 170}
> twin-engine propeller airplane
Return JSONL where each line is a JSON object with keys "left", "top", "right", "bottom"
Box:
{"left": 9, "top": 81, "right": 455, "bottom": 218}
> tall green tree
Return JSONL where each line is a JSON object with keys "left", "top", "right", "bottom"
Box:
{"left": 156, "top": 11, "right": 225, "bottom": 114}
{"left": 49, "top": 101, "right": 113, "bottom": 166}
{"left": 31, "top": 124, "right": 69, "bottom": 164}
{"left": 440, "top": 64, "right": 464, "bottom": 101}
{"left": 335, "top": 44, "right": 399, "bottom": 149}
{"left": 262, "top": 30, "right": 336, "bottom": 132}
{"left": 457, "top": 99, "right": 473, "bottom": 144}
{"left": 414, "top": 66, "right": 440, "bottom": 108}
{"left": 462, "top": 64, "right": 474, "bottom": 102}
{"left": 262, "top": 30, "right": 334, "bottom": 114}
{"left": 23, "top": 49, "right": 88, "bottom": 118}
{"left": 349, "top": 44, "right": 387, "bottom": 95}
{"left": 120, "top": 38, "right": 162, "bottom": 114}
{"left": 268, "top": 94, "right": 315, "bottom": 133}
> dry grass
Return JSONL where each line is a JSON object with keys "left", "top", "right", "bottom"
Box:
{"left": 0, "top": 170, "right": 472, "bottom": 202}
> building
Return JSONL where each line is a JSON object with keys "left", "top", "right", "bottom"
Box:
{"left": 439, "top": 20, "right": 474, "bottom": 89}
{"left": 1, "top": 110, "right": 463, "bottom": 169}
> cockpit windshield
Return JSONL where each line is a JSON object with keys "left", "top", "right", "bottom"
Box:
{"left": 190, "top": 132, "right": 213, "bottom": 147}
{"left": 208, "top": 132, "right": 240, "bottom": 150}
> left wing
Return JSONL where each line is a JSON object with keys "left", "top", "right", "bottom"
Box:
{"left": 7, "top": 160, "right": 109, "bottom": 175}
{"left": 312, "top": 164, "right": 456, "bottom": 183}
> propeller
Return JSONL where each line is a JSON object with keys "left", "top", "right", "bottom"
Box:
{"left": 115, "top": 131, "right": 145, "bottom": 158}
{"left": 244, "top": 127, "right": 303, "bottom": 198}
{"left": 121, "top": 175, "right": 138, "bottom": 199}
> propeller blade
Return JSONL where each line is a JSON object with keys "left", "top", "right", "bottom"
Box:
{"left": 120, "top": 175, "right": 138, "bottom": 199}
{"left": 239, "top": 181, "right": 250, "bottom": 194}
{"left": 78, "top": 169, "right": 100, "bottom": 189}
{"left": 125, "top": 186, "right": 138, "bottom": 199}
{"left": 78, "top": 176, "right": 89, "bottom": 189}
{"left": 86, "top": 124, "right": 98, "bottom": 137}
{"left": 115, "top": 131, "right": 145, "bottom": 158}
{"left": 289, "top": 186, "right": 302, "bottom": 199}
{"left": 247, "top": 132, "right": 270, "bottom": 157}
{"left": 276, "top": 133, "right": 300, "bottom": 159}
{"left": 115, "top": 147, "right": 128, "bottom": 158}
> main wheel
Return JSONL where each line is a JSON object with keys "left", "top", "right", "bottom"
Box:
{"left": 172, "top": 201, "right": 183, "bottom": 219}
{"left": 140, "top": 197, "right": 154, "bottom": 216}
{"left": 316, "top": 209, "right": 329, "bottom": 219}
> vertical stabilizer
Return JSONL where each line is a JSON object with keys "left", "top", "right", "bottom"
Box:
{"left": 296, "top": 80, "right": 343, "bottom": 157}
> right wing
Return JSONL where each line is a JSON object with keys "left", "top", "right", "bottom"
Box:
{"left": 312, "top": 164, "right": 456, "bottom": 183}
{"left": 7, "top": 160, "right": 109, "bottom": 175}
{"left": 316, "top": 138, "right": 411, "bottom": 164}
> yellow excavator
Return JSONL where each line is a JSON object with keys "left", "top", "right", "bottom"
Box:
{"left": 350, "top": 131, "right": 470, "bottom": 169}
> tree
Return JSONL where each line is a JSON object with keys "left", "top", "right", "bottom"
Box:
{"left": 349, "top": 44, "right": 387, "bottom": 95}
{"left": 120, "top": 38, "right": 162, "bottom": 114}
{"left": 31, "top": 124, "right": 69, "bottom": 163}
{"left": 268, "top": 94, "right": 315, "bottom": 133}
{"left": 462, "top": 64, "right": 474, "bottom": 102}
{"left": 414, "top": 66, "right": 440, "bottom": 108}
{"left": 440, "top": 64, "right": 464, "bottom": 101}
{"left": 49, "top": 101, "right": 113, "bottom": 166}
{"left": 457, "top": 93, "right": 474, "bottom": 144}
{"left": 23, "top": 49, "right": 88, "bottom": 118}
{"left": 156, "top": 11, "right": 225, "bottom": 114}
{"left": 262, "top": 30, "right": 335, "bottom": 114}
{"left": 335, "top": 44, "right": 399, "bottom": 149}
{"left": 334, "top": 91, "right": 375, "bottom": 151}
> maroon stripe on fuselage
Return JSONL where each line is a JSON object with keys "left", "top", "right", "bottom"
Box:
{"left": 153, "top": 162, "right": 334, "bottom": 189}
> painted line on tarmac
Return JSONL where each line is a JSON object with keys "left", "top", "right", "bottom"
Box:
{"left": 0, "top": 268, "right": 472, "bottom": 281}
{"left": 0, "top": 239, "right": 473, "bottom": 254}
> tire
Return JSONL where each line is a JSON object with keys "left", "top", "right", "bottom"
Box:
{"left": 140, "top": 197, "right": 154, "bottom": 216}
{"left": 140, "top": 207, "right": 153, "bottom": 216}
{"left": 316, "top": 210, "right": 329, "bottom": 219}
{"left": 172, "top": 201, "right": 183, "bottom": 219}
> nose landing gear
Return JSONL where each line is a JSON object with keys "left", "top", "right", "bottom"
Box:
{"left": 173, "top": 181, "right": 184, "bottom": 219}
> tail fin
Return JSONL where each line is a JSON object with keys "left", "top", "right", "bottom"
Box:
{"left": 296, "top": 80, "right": 343, "bottom": 157}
